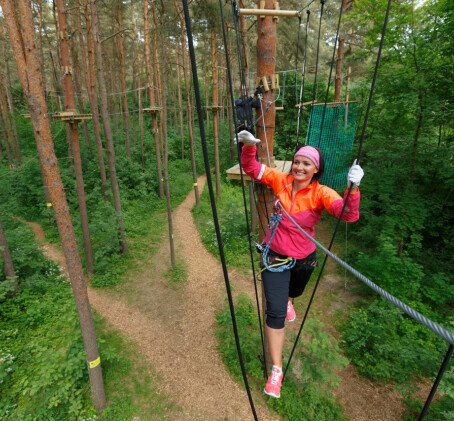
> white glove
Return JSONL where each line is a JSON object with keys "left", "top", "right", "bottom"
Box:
{"left": 347, "top": 159, "right": 364, "bottom": 187}
{"left": 236, "top": 130, "right": 260, "bottom": 147}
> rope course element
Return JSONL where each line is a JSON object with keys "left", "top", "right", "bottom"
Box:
{"left": 182, "top": 0, "right": 258, "bottom": 418}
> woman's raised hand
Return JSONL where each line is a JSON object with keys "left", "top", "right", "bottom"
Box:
{"left": 237, "top": 130, "right": 261, "bottom": 147}
{"left": 347, "top": 159, "right": 364, "bottom": 188}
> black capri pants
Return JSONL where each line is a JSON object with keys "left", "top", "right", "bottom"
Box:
{"left": 261, "top": 249, "right": 316, "bottom": 329}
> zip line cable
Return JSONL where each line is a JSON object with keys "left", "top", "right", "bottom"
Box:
{"left": 283, "top": 0, "right": 393, "bottom": 381}
{"left": 181, "top": 0, "right": 258, "bottom": 419}
{"left": 221, "top": 0, "right": 268, "bottom": 380}
{"left": 277, "top": 201, "right": 454, "bottom": 346}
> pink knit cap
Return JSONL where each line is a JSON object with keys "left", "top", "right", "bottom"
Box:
{"left": 294, "top": 145, "right": 320, "bottom": 169}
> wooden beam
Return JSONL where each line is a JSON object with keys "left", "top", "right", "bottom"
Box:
{"left": 239, "top": 8, "right": 300, "bottom": 17}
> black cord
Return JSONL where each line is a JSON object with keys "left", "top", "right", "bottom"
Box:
{"left": 283, "top": 0, "right": 393, "bottom": 381}
{"left": 181, "top": 0, "right": 258, "bottom": 418}
{"left": 221, "top": 0, "right": 268, "bottom": 380}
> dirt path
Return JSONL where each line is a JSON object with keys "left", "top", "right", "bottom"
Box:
{"left": 27, "top": 176, "right": 276, "bottom": 421}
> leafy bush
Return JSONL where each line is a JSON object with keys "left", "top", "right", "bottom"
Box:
{"left": 342, "top": 300, "right": 443, "bottom": 382}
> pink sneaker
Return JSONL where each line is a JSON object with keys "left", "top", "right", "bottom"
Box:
{"left": 286, "top": 300, "right": 296, "bottom": 322}
{"left": 264, "top": 366, "right": 283, "bottom": 398}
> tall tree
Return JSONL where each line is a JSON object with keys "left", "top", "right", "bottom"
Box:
{"left": 56, "top": 0, "right": 95, "bottom": 275}
{"left": 174, "top": 0, "right": 200, "bottom": 207}
{"left": 90, "top": 0, "right": 128, "bottom": 253}
{"left": 0, "top": 0, "right": 106, "bottom": 410}
{"left": 117, "top": 2, "right": 131, "bottom": 158}
{"left": 143, "top": 0, "right": 164, "bottom": 199}
{"left": 0, "top": 218, "right": 17, "bottom": 294}
{"left": 83, "top": 0, "right": 109, "bottom": 201}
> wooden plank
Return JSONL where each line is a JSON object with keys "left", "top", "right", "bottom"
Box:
{"left": 226, "top": 159, "right": 292, "bottom": 182}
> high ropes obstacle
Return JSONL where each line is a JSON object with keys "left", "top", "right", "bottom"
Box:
{"left": 181, "top": 0, "right": 454, "bottom": 419}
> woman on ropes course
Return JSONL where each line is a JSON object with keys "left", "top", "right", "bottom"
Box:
{"left": 237, "top": 129, "right": 364, "bottom": 399}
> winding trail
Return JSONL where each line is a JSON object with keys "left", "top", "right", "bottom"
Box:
{"left": 28, "top": 175, "right": 276, "bottom": 421}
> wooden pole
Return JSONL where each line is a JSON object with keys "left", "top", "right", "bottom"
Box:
{"left": 56, "top": 0, "right": 95, "bottom": 275}
{"left": 211, "top": 29, "right": 221, "bottom": 197}
{"left": 334, "top": 38, "right": 344, "bottom": 102}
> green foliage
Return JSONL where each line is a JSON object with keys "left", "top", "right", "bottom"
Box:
{"left": 164, "top": 262, "right": 188, "bottom": 285}
{"left": 192, "top": 180, "right": 255, "bottom": 269}
{"left": 216, "top": 294, "right": 346, "bottom": 420}
{"left": 342, "top": 300, "right": 443, "bottom": 382}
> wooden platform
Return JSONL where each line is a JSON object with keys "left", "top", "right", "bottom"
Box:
{"left": 226, "top": 159, "right": 292, "bottom": 182}
{"left": 52, "top": 111, "right": 92, "bottom": 122}
{"left": 21, "top": 113, "right": 31, "bottom": 119}
{"left": 143, "top": 107, "right": 163, "bottom": 113}
{"left": 206, "top": 105, "right": 223, "bottom": 112}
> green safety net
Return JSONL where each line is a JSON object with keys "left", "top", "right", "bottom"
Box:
{"left": 306, "top": 103, "right": 359, "bottom": 190}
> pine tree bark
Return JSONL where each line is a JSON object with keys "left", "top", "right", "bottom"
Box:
{"left": 117, "top": 4, "right": 131, "bottom": 158}
{"left": 0, "top": 111, "right": 13, "bottom": 166}
{"left": 155, "top": 9, "right": 176, "bottom": 268}
{"left": 138, "top": 61, "right": 145, "bottom": 169}
{"left": 0, "top": 78, "right": 21, "bottom": 165}
{"left": 176, "top": 48, "right": 185, "bottom": 159}
{"left": 144, "top": 0, "right": 164, "bottom": 199}
{"left": 211, "top": 29, "right": 221, "bottom": 197}
{"left": 83, "top": 0, "right": 109, "bottom": 201}
{"left": 0, "top": 21, "right": 14, "bottom": 113}
{"left": 69, "top": 1, "right": 93, "bottom": 159}
{"left": 56, "top": 0, "right": 95, "bottom": 275}
{"left": 90, "top": 0, "right": 128, "bottom": 254}
{"left": 0, "top": 0, "right": 106, "bottom": 410}
{"left": 174, "top": 0, "right": 200, "bottom": 207}
{"left": 0, "top": 219, "right": 18, "bottom": 294}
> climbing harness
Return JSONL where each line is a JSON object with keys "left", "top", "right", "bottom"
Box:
{"left": 261, "top": 211, "right": 296, "bottom": 272}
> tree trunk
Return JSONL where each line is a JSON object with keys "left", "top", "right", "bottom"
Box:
{"left": 56, "top": 0, "right": 95, "bottom": 275}
{"left": 69, "top": 1, "right": 93, "bottom": 159}
{"left": 0, "top": 78, "right": 21, "bottom": 165}
{"left": 156, "top": 11, "right": 176, "bottom": 268}
{"left": 117, "top": 4, "right": 131, "bottom": 158}
{"left": 211, "top": 29, "right": 221, "bottom": 197}
{"left": 144, "top": 0, "right": 164, "bottom": 199}
{"left": 174, "top": 0, "right": 200, "bottom": 207}
{"left": 226, "top": 23, "right": 235, "bottom": 162}
{"left": 176, "top": 48, "right": 185, "bottom": 159}
{"left": 0, "top": 219, "right": 18, "bottom": 294}
{"left": 1, "top": 0, "right": 106, "bottom": 410}
{"left": 84, "top": 0, "right": 109, "bottom": 201}
{"left": 334, "top": 39, "right": 344, "bottom": 102}
{"left": 0, "top": 111, "right": 13, "bottom": 166}
{"left": 0, "top": 21, "right": 14, "bottom": 113}
{"left": 90, "top": 0, "right": 128, "bottom": 254}
{"left": 138, "top": 60, "right": 145, "bottom": 169}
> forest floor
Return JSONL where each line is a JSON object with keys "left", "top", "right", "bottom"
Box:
{"left": 26, "top": 174, "right": 431, "bottom": 420}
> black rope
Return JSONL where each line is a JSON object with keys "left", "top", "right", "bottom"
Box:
{"left": 418, "top": 344, "right": 453, "bottom": 420}
{"left": 220, "top": 0, "right": 268, "bottom": 380}
{"left": 181, "top": 1, "right": 258, "bottom": 418}
{"left": 283, "top": 0, "right": 393, "bottom": 381}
